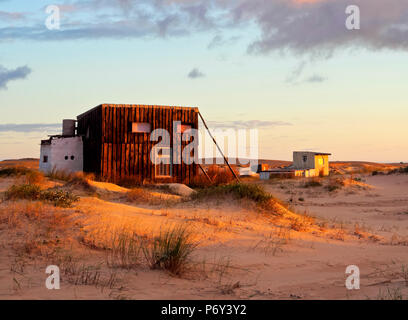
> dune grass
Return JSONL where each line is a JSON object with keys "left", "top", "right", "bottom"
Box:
{"left": 0, "top": 166, "right": 33, "bottom": 177}
{"left": 4, "top": 184, "right": 79, "bottom": 208}
{"left": 143, "top": 225, "right": 197, "bottom": 275}
{"left": 106, "top": 227, "right": 143, "bottom": 269}
{"left": 191, "top": 183, "right": 279, "bottom": 214}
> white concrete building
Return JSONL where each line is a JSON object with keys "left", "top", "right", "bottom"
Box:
{"left": 259, "top": 151, "right": 331, "bottom": 180}
{"left": 39, "top": 120, "right": 84, "bottom": 174}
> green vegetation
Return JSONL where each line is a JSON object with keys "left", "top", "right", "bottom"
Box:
{"left": 4, "top": 184, "right": 79, "bottom": 208}
{"left": 192, "top": 183, "right": 273, "bottom": 205}
{"left": 303, "top": 178, "right": 323, "bottom": 188}
{"left": 143, "top": 225, "right": 196, "bottom": 275}
{"left": 0, "top": 167, "right": 33, "bottom": 177}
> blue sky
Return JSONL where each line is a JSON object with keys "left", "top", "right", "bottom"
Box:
{"left": 1, "top": 0, "right": 407, "bottom": 162}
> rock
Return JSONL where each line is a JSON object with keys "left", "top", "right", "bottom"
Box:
{"left": 165, "top": 183, "right": 196, "bottom": 197}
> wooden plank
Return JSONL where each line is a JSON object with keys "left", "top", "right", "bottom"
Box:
{"left": 107, "top": 143, "right": 112, "bottom": 180}
{"left": 125, "top": 143, "right": 129, "bottom": 177}
{"left": 118, "top": 106, "right": 123, "bottom": 179}
{"left": 103, "top": 143, "right": 108, "bottom": 179}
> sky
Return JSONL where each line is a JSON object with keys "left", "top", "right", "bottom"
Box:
{"left": 0, "top": 0, "right": 407, "bottom": 162}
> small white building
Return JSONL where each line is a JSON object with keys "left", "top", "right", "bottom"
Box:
{"left": 259, "top": 151, "right": 331, "bottom": 180}
{"left": 39, "top": 120, "right": 84, "bottom": 174}
{"left": 292, "top": 151, "right": 331, "bottom": 177}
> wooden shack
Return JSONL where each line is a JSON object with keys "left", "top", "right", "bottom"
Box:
{"left": 77, "top": 104, "right": 199, "bottom": 184}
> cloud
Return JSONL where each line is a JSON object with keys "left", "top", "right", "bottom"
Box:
{"left": 207, "top": 120, "right": 293, "bottom": 129}
{"left": 0, "top": 10, "right": 25, "bottom": 21}
{"left": 0, "top": 65, "right": 31, "bottom": 90}
{"left": 238, "top": 0, "right": 408, "bottom": 57}
{"left": 1, "top": 0, "right": 408, "bottom": 58}
{"left": 285, "top": 61, "right": 307, "bottom": 83}
{"left": 188, "top": 68, "right": 205, "bottom": 79}
{"left": 0, "top": 123, "right": 60, "bottom": 133}
{"left": 207, "top": 34, "right": 240, "bottom": 49}
{"left": 305, "top": 74, "right": 327, "bottom": 83}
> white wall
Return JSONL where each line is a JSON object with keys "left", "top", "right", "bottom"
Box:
{"left": 39, "top": 144, "right": 51, "bottom": 172}
{"left": 39, "top": 137, "right": 83, "bottom": 173}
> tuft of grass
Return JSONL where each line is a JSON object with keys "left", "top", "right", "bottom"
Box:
{"left": 46, "top": 168, "right": 74, "bottom": 182}
{"left": 303, "top": 178, "right": 322, "bottom": 188}
{"left": 5, "top": 184, "right": 42, "bottom": 201}
{"left": 376, "top": 287, "right": 404, "bottom": 300}
{"left": 143, "top": 225, "right": 197, "bottom": 275}
{"left": 106, "top": 227, "right": 143, "bottom": 269}
{"left": 193, "top": 183, "right": 272, "bottom": 204}
{"left": 189, "top": 165, "right": 238, "bottom": 188}
{"left": 191, "top": 183, "right": 284, "bottom": 214}
{"left": 64, "top": 172, "right": 96, "bottom": 193}
{"left": 24, "top": 170, "right": 45, "bottom": 185}
{"left": 126, "top": 188, "right": 154, "bottom": 203}
{"left": 326, "top": 177, "right": 346, "bottom": 192}
{"left": 4, "top": 184, "right": 79, "bottom": 207}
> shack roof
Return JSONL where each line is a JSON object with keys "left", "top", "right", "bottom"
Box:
{"left": 294, "top": 151, "right": 332, "bottom": 156}
{"left": 77, "top": 104, "right": 199, "bottom": 119}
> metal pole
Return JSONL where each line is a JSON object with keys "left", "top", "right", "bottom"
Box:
{"left": 198, "top": 111, "right": 240, "bottom": 183}
{"left": 198, "top": 163, "right": 212, "bottom": 183}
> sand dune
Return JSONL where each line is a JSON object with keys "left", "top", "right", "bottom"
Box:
{"left": 0, "top": 160, "right": 408, "bottom": 299}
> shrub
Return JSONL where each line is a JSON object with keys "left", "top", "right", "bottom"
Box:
{"left": 0, "top": 166, "right": 33, "bottom": 177}
{"left": 192, "top": 183, "right": 273, "bottom": 205}
{"left": 64, "top": 172, "right": 96, "bottom": 193}
{"left": 303, "top": 178, "right": 322, "bottom": 188}
{"left": 40, "top": 189, "right": 79, "bottom": 208}
{"left": 189, "top": 165, "right": 238, "bottom": 188}
{"left": 326, "top": 178, "right": 345, "bottom": 192}
{"left": 5, "top": 184, "right": 42, "bottom": 201}
{"left": 143, "top": 225, "right": 196, "bottom": 275}
{"left": 4, "top": 184, "right": 79, "bottom": 208}
{"left": 46, "top": 168, "right": 74, "bottom": 182}
{"left": 126, "top": 188, "right": 153, "bottom": 203}
{"left": 25, "top": 171, "right": 45, "bottom": 185}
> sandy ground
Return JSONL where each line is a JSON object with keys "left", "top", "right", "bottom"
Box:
{"left": 0, "top": 164, "right": 407, "bottom": 300}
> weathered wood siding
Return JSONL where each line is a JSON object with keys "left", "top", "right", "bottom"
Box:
{"left": 77, "top": 104, "right": 199, "bottom": 184}
{"left": 77, "top": 106, "right": 102, "bottom": 175}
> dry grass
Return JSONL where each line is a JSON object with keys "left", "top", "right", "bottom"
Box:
{"left": 303, "top": 177, "right": 323, "bottom": 188}
{"left": 190, "top": 165, "right": 238, "bottom": 188}
{"left": 106, "top": 227, "right": 143, "bottom": 269}
{"left": 4, "top": 184, "right": 79, "bottom": 208}
{"left": 289, "top": 212, "right": 315, "bottom": 232}
{"left": 0, "top": 201, "right": 75, "bottom": 259}
{"left": 126, "top": 187, "right": 179, "bottom": 206}
{"left": 63, "top": 172, "right": 96, "bottom": 193}
{"left": 143, "top": 225, "right": 197, "bottom": 275}
{"left": 192, "top": 183, "right": 282, "bottom": 214}
{"left": 376, "top": 287, "right": 405, "bottom": 300}
{"left": 126, "top": 188, "right": 156, "bottom": 204}
{"left": 252, "top": 226, "right": 291, "bottom": 256}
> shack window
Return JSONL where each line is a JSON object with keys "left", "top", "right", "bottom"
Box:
{"left": 132, "top": 122, "right": 151, "bottom": 133}
{"left": 155, "top": 147, "right": 172, "bottom": 178}
{"left": 43, "top": 156, "right": 48, "bottom": 163}
{"left": 177, "top": 124, "right": 192, "bottom": 133}
{"left": 303, "top": 155, "right": 308, "bottom": 162}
